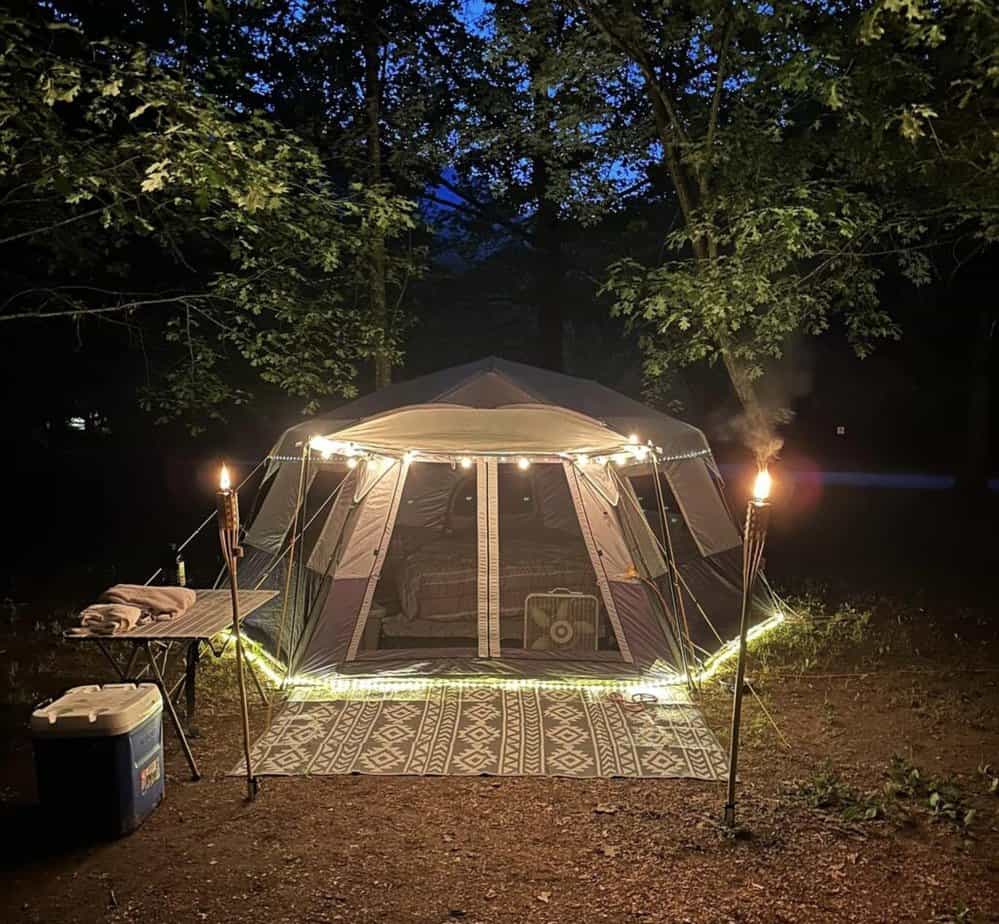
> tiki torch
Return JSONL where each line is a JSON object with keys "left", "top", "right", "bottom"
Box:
{"left": 723, "top": 467, "right": 772, "bottom": 828}
{"left": 217, "top": 463, "right": 258, "bottom": 800}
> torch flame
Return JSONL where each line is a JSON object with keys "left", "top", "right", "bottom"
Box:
{"left": 753, "top": 468, "right": 772, "bottom": 502}
{"left": 219, "top": 463, "right": 231, "bottom": 492}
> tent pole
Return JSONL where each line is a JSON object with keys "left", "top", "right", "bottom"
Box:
{"left": 651, "top": 452, "right": 694, "bottom": 690}
{"left": 723, "top": 495, "right": 771, "bottom": 828}
{"left": 273, "top": 443, "right": 309, "bottom": 685}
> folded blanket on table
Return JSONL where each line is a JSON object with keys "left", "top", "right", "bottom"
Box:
{"left": 100, "top": 584, "right": 197, "bottom": 621}
{"left": 72, "top": 603, "right": 143, "bottom": 635}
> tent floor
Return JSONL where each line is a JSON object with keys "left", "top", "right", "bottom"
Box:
{"left": 232, "top": 683, "right": 726, "bottom": 780}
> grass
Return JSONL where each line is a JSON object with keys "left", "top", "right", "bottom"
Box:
{"left": 793, "top": 754, "right": 979, "bottom": 832}
{"left": 748, "top": 591, "right": 906, "bottom": 675}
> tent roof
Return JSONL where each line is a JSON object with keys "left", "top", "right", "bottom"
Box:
{"left": 318, "top": 404, "right": 635, "bottom": 456}
{"left": 272, "top": 357, "right": 710, "bottom": 458}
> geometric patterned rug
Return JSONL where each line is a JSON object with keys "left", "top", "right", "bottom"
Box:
{"left": 232, "top": 684, "right": 728, "bottom": 780}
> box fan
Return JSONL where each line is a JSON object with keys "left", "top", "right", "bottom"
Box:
{"left": 523, "top": 589, "right": 599, "bottom": 652}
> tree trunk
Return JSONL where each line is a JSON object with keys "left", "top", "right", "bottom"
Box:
{"left": 958, "top": 308, "right": 995, "bottom": 498}
{"left": 532, "top": 156, "right": 563, "bottom": 371}
{"left": 363, "top": 24, "right": 391, "bottom": 390}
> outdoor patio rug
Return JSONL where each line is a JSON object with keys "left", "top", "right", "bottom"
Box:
{"left": 232, "top": 684, "right": 728, "bottom": 780}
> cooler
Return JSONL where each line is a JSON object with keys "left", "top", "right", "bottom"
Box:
{"left": 31, "top": 683, "right": 165, "bottom": 838}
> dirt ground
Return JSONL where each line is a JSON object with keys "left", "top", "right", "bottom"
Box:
{"left": 1, "top": 586, "right": 998, "bottom": 924}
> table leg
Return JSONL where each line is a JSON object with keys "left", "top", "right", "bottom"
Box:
{"left": 143, "top": 642, "right": 201, "bottom": 781}
{"left": 122, "top": 646, "right": 142, "bottom": 679}
{"left": 185, "top": 640, "right": 201, "bottom": 736}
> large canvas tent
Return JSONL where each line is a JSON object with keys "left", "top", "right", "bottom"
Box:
{"left": 237, "top": 357, "right": 767, "bottom": 683}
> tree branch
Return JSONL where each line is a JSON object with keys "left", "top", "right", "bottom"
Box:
{"left": 0, "top": 292, "right": 211, "bottom": 322}
{"left": 700, "top": 12, "right": 735, "bottom": 198}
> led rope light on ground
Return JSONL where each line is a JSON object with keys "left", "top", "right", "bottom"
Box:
{"left": 222, "top": 614, "right": 790, "bottom": 705}
{"left": 695, "top": 611, "right": 786, "bottom": 682}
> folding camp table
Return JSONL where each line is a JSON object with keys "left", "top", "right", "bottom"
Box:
{"left": 65, "top": 589, "right": 278, "bottom": 780}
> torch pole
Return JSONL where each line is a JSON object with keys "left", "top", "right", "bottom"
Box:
{"left": 217, "top": 474, "right": 258, "bottom": 801}
{"left": 723, "top": 494, "right": 771, "bottom": 828}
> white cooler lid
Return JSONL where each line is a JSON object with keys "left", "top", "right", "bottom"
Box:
{"left": 31, "top": 683, "right": 163, "bottom": 737}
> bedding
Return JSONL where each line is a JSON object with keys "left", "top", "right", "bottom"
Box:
{"left": 394, "top": 528, "right": 598, "bottom": 622}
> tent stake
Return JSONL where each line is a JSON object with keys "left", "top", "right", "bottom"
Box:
{"left": 723, "top": 488, "right": 771, "bottom": 828}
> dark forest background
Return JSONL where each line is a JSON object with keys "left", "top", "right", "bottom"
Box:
{"left": 1, "top": 0, "right": 995, "bottom": 595}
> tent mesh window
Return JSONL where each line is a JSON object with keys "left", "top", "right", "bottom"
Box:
{"left": 360, "top": 461, "right": 481, "bottom": 654}
{"left": 498, "top": 463, "right": 618, "bottom": 658}
{"left": 627, "top": 472, "right": 699, "bottom": 565}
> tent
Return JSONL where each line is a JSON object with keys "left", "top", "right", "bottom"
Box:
{"left": 237, "top": 357, "right": 767, "bottom": 683}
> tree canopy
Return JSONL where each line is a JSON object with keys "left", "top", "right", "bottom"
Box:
{"left": 1, "top": 0, "right": 995, "bottom": 455}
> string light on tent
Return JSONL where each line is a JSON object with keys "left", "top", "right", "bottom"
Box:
{"left": 629, "top": 433, "right": 640, "bottom": 444}
{"left": 309, "top": 435, "right": 337, "bottom": 459}
{"left": 346, "top": 457, "right": 358, "bottom": 470}
{"left": 575, "top": 454, "right": 589, "bottom": 466}
{"left": 404, "top": 450, "right": 417, "bottom": 464}
{"left": 517, "top": 457, "right": 531, "bottom": 470}
{"left": 460, "top": 457, "right": 472, "bottom": 470}
{"left": 612, "top": 452, "right": 628, "bottom": 466}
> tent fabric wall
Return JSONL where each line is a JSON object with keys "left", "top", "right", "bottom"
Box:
{"left": 662, "top": 458, "right": 741, "bottom": 557}
{"left": 293, "top": 462, "right": 407, "bottom": 672}
{"left": 243, "top": 460, "right": 317, "bottom": 554}
{"left": 345, "top": 464, "right": 408, "bottom": 660}
{"left": 608, "top": 581, "right": 681, "bottom": 671}
{"left": 306, "top": 468, "right": 359, "bottom": 574}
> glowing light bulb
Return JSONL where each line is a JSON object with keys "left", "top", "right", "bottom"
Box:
{"left": 460, "top": 457, "right": 472, "bottom": 470}
{"left": 346, "top": 457, "right": 358, "bottom": 470}
{"left": 219, "top": 463, "right": 231, "bottom": 492}
{"left": 612, "top": 452, "right": 627, "bottom": 466}
{"left": 576, "top": 454, "right": 588, "bottom": 466}
{"left": 310, "top": 435, "right": 336, "bottom": 459}
{"left": 517, "top": 457, "right": 530, "bottom": 470}
{"left": 753, "top": 469, "right": 772, "bottom": 502}
{"left": 628, "top": 433, "right": 639, "bottom": 444}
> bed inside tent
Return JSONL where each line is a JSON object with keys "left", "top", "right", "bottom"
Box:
{"left": 234, "top": 358, "right": 772, "bottom": 685}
